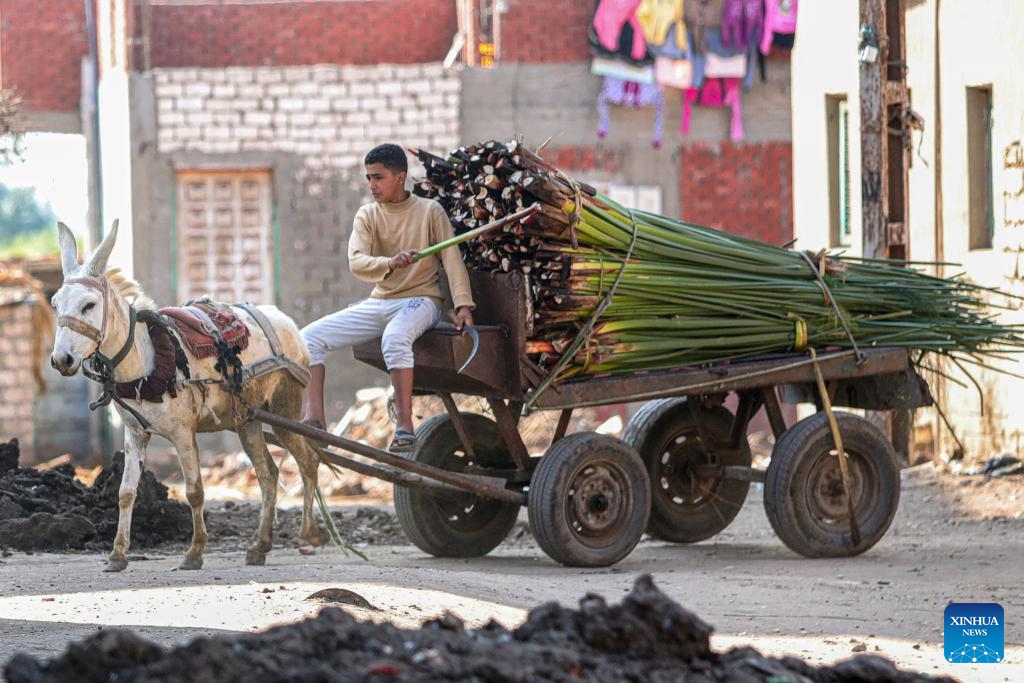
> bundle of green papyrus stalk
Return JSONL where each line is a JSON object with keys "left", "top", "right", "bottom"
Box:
{"left": 411, "top": 139, "right": 1024, "bottom": 391}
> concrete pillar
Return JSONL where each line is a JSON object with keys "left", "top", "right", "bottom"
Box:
{"left": 96, "top": 0, "right": 135, "bottom": 279}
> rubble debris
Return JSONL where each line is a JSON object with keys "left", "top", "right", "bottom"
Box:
{"left": 3, "top": 574, "right": 953, "bottom": 683}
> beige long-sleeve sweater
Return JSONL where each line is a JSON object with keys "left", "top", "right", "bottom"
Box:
{"left": 348, "top": 194, "right": 475, "bottom": 310}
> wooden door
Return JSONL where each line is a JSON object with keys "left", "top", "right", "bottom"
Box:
{"left": 176, "top": 171, "right": 273, "bottom": 304}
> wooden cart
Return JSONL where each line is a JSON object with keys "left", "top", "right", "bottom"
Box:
{"left": 255, "top": 271, "right": 931, "bottom": 567}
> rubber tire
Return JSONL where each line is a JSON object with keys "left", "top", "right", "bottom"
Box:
{"left": 394, "top": 413, "right": 520, "bottom": 558}
{"left": 764, "top": 411, "right": 900, "bottom": 558}
{"left": 528, "top": 432, "right": 650, "bottom": 567}
{"left": 622, "top": 398, "right": 752, "bottom": 543}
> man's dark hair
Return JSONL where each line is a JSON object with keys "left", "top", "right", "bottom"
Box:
{"left": 364, "top": 144, "right": 408, "bottom": 173}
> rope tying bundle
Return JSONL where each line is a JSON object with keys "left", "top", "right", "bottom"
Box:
{"left": 789, "top": 314, "right": 808, "bottom": 351}
{"left": 799, "top": 251, "right": 865, "bottom": 364}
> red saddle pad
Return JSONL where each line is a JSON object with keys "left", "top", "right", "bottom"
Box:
{"left": 161, "top": 301, "right": 250, "bottom": 359}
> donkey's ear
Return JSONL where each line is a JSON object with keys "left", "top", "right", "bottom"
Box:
{"left": 87, "top": 219, "right": 119, "bottom": 277}
{"left": 57, "top": 222, "right": 80, "bottom": 277}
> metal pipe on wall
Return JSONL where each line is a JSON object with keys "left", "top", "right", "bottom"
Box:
{"left": 84, "top": 0, "right": 103, "bottom": 247}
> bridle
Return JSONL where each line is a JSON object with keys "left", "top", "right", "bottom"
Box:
{"left": 58, "top": 274, "right": 148, "bottom": 428}
{"left": 58, "top": 276, "right": 109, "bottom": 343}
{"left": 58, "top": 275, "right": 138, "bottom": 371}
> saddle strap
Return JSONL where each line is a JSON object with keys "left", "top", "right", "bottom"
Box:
{"left": 232, "top": 303, "right": 311, "bottom": 387}
{"left": 233, "top": 302, "right": 282, "bottom": 354}
{"left": 183, "top": 304, "right": 222, "bottom": 340}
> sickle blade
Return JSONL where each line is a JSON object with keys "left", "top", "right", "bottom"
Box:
{"left": 457, "top": 325, "right": 480, "bottom": 374}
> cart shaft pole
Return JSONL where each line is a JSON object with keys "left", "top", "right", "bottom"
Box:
{"left": 252, "top": 408, "right": 525, "bottom": 505}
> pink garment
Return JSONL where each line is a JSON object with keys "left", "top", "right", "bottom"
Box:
{"left": 593, "top": 0, "right": 647, "bottom": 62}
{"left": 680, "top": 77, "right": 744, "bottom": 141}
{"left": 761, "top": 0, "right": 798, "bottom": 55}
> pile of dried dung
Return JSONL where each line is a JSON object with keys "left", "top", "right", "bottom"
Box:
{"left": 0, "top": 439, "right": 191, "bottom": 551}
{"left": 3, "top": 575, "right": 953, "bottom": 683}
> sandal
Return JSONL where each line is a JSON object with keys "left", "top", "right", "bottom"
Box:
{"left": 389, "top": 427, "right": 418, "bottom": 453}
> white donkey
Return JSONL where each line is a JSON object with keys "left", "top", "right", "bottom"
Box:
{"left": 50, "top": 221, "right": 328, "bottom": 571}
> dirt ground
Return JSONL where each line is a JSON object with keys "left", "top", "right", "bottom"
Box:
{"left": 0, "top": 449, "right": 1020, "bottom": 682}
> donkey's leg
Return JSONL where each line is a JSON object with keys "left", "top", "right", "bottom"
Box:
{"left": 171, "top": 432, "right": 208, "bottom": 570}
{"left": 236, "top": 421, "right": 279, "bottom": 565}
{"left": 105, "top": 427, "right": 150, "bottom": 572}
{"left": 272, "top": 427, "right": 329, "bottom": 548}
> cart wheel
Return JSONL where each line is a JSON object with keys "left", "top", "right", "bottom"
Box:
{"left": 764, "top": 412, "right": 900, "bottom": 558}
{"left": 622, "top": 398, "right": 751, "bottom": 543}
{"left": 528, "top": 432, "right": 650, "bottom": 567}
{"left": 394, "top": 413, "right": 520, "bottom": 558}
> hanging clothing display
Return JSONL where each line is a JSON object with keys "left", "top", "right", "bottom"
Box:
{"left": 680, "top": 77, "right": 744, "bottom": 142}
{"left": 761, "top": 0, "right": 798, "bottom": 55}
{"left": 636, "top": 0, "right": 687, "bottom": 59}
{"left": 582, "top": 0, "right": 774, "bottom": 148}
{"left": 597, "top": 76, "right": 666, "bottom": 148}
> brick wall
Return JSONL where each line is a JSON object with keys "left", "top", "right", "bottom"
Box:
{"left": 679, "top": 141, "right": 793, "bottom": 245}
{"left": 500, "top": 0, "right": 592, "bottom": 63}
{"left": 0, "top": 0, "right": 87, "bottom": 111}
{"left": 0, "top": 302, "right": 38, "bottom": 459}
{"left": 541, "top": 145, "right": 621, "bottom": 175}
{"left": 154, "top": 64, "right": 460, "bottom": 168}
{"left": 144, "top": 1, "right": 458, "bottom": 68}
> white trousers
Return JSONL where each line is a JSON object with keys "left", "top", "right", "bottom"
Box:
{"left": 302, "top": 296, "right": 442, "bottom": 370}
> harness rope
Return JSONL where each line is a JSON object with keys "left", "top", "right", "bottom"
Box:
{"left": 808, "top": 348, "right": 863, "bottom": 547}
{"left": 799, "top": 251, "right": 865, "bottom": 365}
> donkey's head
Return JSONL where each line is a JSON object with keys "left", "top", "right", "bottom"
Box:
{"left": 50, "top": 220, "right": 119, "bottom": 376}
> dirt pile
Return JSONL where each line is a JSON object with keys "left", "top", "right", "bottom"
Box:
{"left": 0, "top": 438, "right": 417, "bottom": 556}
{"left": 0, "top": 439, "right": 191, "bottom": 551}
{"left": 3, "top": 575, "right": 952, "bottom": 683}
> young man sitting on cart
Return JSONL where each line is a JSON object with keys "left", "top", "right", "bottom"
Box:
{"left": 301, "top": 143, "right": 475, "bottom": 452}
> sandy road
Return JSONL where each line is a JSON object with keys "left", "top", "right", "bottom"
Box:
{"left": 0, "top": 464, "right": 1020, "bottom": 682}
